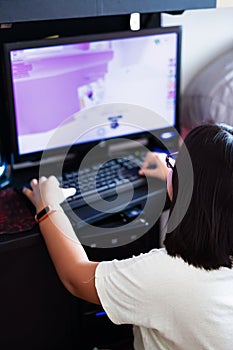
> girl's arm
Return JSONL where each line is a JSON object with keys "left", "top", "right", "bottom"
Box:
{"left": 23, "top": 176, "right": 101, "bottom": 305}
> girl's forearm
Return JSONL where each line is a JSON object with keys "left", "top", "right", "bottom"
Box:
{"left": 38, "top": 209, "right": 100, "bottom": 304}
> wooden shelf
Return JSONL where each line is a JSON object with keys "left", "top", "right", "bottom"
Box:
{"left": 0, "top": 0, "right": 216, "bottom": 23}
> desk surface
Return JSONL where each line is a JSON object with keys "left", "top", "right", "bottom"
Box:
{"left": 0, "top": 177, "right": 166, "bottom": 250}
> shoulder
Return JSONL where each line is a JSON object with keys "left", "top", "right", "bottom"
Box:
{"left": 95, "top": 248, "right": 177, "bottom": 278}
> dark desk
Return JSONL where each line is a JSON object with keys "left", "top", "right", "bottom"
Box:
{"left": 0, "top": 232, "right": 78, "bottom": 350}
{"left": 0, "top": 171, "right": 165, "bottom": 349}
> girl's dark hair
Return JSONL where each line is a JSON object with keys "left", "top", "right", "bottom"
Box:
{"left": 164, "top": 123, "right": 233, "bottom": 270}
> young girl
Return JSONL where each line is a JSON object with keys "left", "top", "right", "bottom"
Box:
{"left": 23, "top": 123, "right": 233, "bottom": 350}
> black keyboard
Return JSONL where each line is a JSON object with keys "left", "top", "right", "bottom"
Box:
{"left": 61, "top": 154, "right": 147, "bottom": 209}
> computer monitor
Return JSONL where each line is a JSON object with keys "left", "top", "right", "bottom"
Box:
{"left": 3, "top": 26, "right": 181, "bottom": 166}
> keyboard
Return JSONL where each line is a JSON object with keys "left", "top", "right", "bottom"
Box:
{"left": 61, "top": 153, "right": 147, "bottom": 209}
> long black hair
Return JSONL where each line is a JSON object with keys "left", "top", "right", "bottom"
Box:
{"left": 164, "top": 123, "right": 233, "bottom": 270}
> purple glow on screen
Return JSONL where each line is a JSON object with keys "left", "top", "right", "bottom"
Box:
{"left": 11, "top": 42, "right": 114, "bottom": 135}
{"left": 8, "top": 32, "right": 179, "bottom": 155}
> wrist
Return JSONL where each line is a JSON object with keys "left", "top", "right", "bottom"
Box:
{"left": 35, "top": 204, "right": 63, "bottom": 223}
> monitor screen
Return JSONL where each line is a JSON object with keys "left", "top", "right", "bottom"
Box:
{"left": 3, "top": 26, "right": 181, "bottom": 165}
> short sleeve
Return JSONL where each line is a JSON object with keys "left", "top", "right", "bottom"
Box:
{"left": 95, "top": 249, "right": 172, "bottom": 327}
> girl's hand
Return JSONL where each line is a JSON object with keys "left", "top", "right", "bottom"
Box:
{"left": 139, "top": 152, "right": 170, "bottom": 181}
{"left": 23, "top": 175, "right": 76, "bottom": 213}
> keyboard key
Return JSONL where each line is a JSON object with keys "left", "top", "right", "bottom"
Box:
{"left": 61, "top": 154, "right": 147, "bottom": 209}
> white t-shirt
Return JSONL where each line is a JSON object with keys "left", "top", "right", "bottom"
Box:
{"left": 95, "top": 248, "right": 233, "bottom": 350}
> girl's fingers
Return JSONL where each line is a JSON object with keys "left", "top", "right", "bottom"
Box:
{"left": 62, "top": 187, "right": 76, "bottom": 199}
{"left": 22, "top": 186, "right": 33, "bottom": 200}
{"left": 39, "top": 176, "right": 47, "bottom": 183}
{"left": 30, "top": 178, "right": 38, "bottom": 188}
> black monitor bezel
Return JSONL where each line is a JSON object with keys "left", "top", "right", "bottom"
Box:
{"left": 3, "top": 25, "right": 181, "bottom": 166}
